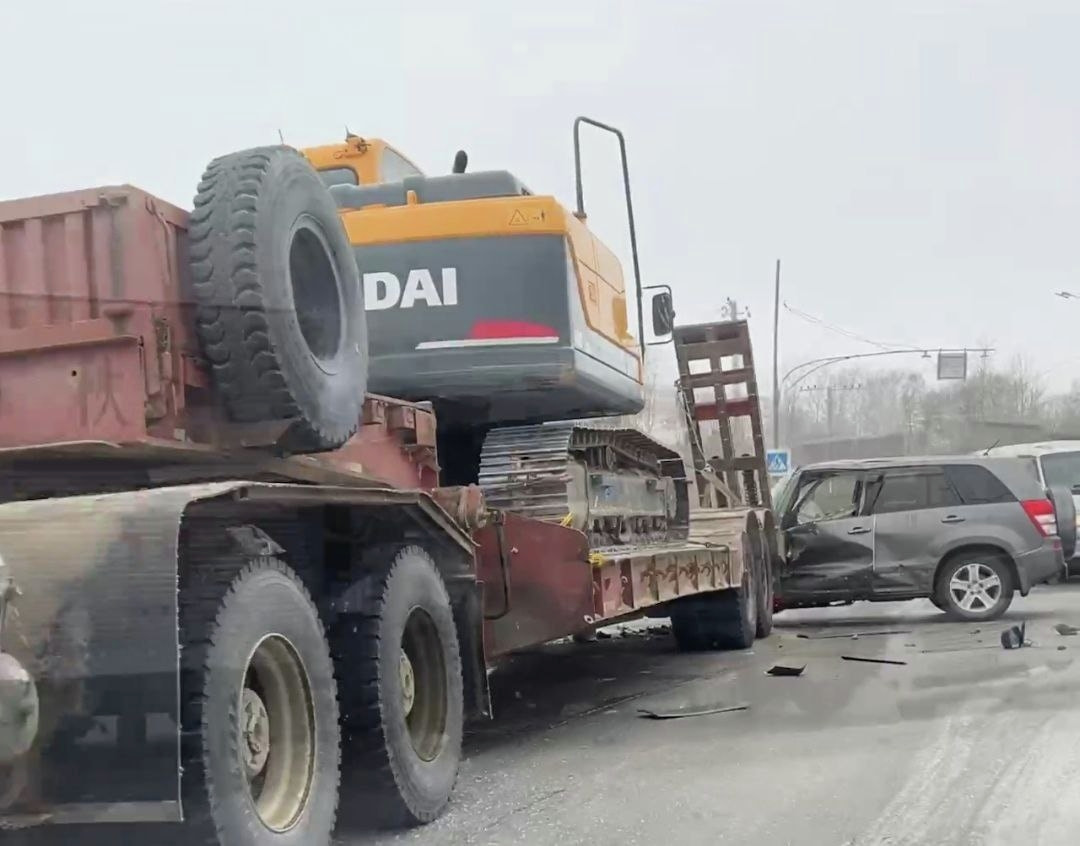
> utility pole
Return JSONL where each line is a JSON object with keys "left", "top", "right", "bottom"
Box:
{"left": 772, "top": 259, "right": 781, "bottom": 447}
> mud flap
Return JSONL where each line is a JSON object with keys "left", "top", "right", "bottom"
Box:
{"left": 0, "top": 486, "right": 217, "bottom": 823}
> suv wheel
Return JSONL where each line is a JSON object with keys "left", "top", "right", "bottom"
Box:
{"left": 935, "top": 552, "right": 1014, "bottom": 622}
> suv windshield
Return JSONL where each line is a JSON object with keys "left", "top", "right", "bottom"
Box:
{"left": 1040, "top": 451, "right": 1080, "bottom": 490}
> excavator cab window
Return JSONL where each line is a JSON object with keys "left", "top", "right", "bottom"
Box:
{"left": 380, "top": 147, "right": 423, "bottom": 182}
{"left": 317, "top": 167, "right": 359, "bottom": 188}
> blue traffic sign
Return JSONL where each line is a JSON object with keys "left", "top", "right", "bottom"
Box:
{"left": 765, "top": 449, "right": 791, "bottom": 476}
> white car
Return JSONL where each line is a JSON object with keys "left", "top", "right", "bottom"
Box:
{"left": 982, "top": 440, "right": 1080, "bottom": 571}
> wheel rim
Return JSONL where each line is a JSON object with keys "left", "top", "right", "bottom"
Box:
{"left": 949, "top": 562, "right": 1003, "bottom": 612}
{"left": 401, "top": 608, "right": 448, "bottom": 762}
{"left": 289, "top": 218, "right": 343, "bottom": 365}
{"left": 241, "top": 635, "right": 315, "bottom": 832}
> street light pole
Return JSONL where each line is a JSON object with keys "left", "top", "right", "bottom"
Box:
{"left": 781, "top": 347, "right": 994, "bottom": 393}
{"left": 772, "top": 259, "right": 781, "bottom": 447}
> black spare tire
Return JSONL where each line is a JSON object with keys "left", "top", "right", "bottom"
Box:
{"left": 1048, "top": 485, "right": 1077, "bottom": 559}
{"left": 189, "top": 146, "right": 368, "bottom": 452}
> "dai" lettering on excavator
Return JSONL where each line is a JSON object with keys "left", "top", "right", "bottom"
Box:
{"left": 363, "top": 268, "right": 459, "bottom": 310}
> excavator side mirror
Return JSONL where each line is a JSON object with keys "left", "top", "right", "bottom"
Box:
{"left": 453, "top": 150, "right": 468, "bottom": 174}
{"left": 647, "top": 287, "right": 675, "bottom": 342}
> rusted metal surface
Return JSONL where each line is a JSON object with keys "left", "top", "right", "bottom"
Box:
{"left": 0, "top": 187, "right": 438, "bottom": 492}
{"left": 0, "top": 480, "right": 472, "bottom": 824}
{"left": 429, "top": 484, "right": 487, "bottom": 531}
{"left": 475, "top": 514, "right": 593, "bottom": 657}
{"left": 328, "top": 396, "right": 439, "bottom": 491}
{"left": 673, "top": 319, "right": 771, "bottom": 510}
{"left": 476, "top": 507, "right": 767, "bottom": 656}
{"left": 0, "top": 186, "right": 192, "bottom": 447}
{"left": 589, "top": 541, "right": 737, "bottom": 620}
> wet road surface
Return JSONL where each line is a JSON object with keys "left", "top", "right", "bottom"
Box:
{"left": 348, "top": 584, "right": 1080, "bottom": 846}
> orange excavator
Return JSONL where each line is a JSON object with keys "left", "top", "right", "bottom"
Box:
{"left": 302, "top": 120, "right": 686, "bottom": 546}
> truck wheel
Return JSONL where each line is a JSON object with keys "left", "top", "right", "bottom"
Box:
{"left": 934, "top": 552, "right": 1015, "bottom": 622}
{"left": 671, "top": 552, "right": 758, "bottom": 651}
{"left": 179, "top": 557, "right": 340, "bottom": 845}
{"left": 755, "top": 550, "right": 774, "bottom": 639}
{"left": 189, "top": 145, "right": 368, "bottom": 453}
{"left": 334, "top": 546, "right": 463, "bottom": 827}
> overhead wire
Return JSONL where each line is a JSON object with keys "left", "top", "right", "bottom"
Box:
{"left": 782, "top": 302, "right": 924, "bottom": 352}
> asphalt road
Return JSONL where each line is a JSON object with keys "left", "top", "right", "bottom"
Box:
{"left": 348, "top": 585, "right": 1080, "bottom": 846}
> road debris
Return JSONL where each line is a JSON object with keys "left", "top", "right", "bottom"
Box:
{"left": 1001, "top": 622, "right": 1028, "bottom": 650}
{"left": 921, "top": 645, "right": 999, "bottom": 654}
{"left": 767, "top": 664, "right": 806, "bottom": 677}
{"left": 796, "top": 630, "right": 911, "bottom": 640}
{"left": 1053, "top": 623, "right": 1080, "bottom": 636}
{"left": 841, "top": 655, "right": 908, "bottom": 666}
{"left": 637, "top": 703, "right": 749, "bottom": 720}
{"left": 595, "top": 630, "right": 612, "bottom": 639}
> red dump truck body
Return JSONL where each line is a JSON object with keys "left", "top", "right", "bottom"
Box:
{"left": 0, "top": 185, "right": 437, "bottom": 489}
{"left": 0, "top": 186, "right": 195, "bottom": 446}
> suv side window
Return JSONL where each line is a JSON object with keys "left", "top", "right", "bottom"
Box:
{"left": 944, "top": 464, "right": 1016, "bottom": 505}
{"left": 791, "top": 471, "right": 863, "bottom": 525}
{"left": 866, "top": 467, "right": 960, "bottom": 514}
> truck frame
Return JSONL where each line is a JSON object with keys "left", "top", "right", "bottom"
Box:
{"left": 0, "top": 181, "right": 775, "bottom": 838}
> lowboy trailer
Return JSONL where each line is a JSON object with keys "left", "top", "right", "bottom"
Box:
{"left": 0, "top": 149, "right": 776, "bottom": 843}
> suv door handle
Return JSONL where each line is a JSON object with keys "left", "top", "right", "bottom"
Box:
{"left": 847, "top": 526, "right": 871, "bottom": 535}
{"left": 941, "top": 515, "right": 966, "bottom": 524}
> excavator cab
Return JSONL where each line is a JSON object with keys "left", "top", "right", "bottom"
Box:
{"left": 302, "top": 119, "right": 672, "bottom": 427}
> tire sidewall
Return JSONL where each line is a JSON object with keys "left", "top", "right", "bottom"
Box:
{"left": 200, "top": 564, "right": 339, "bottom": 845}
{"left": 257, "top": 154, "right": 367, "bottom": 439}
{"left": 755, "top": 549, "right": 774, "bottom": 638}
{"left": 742, "top": 547, "right": 758, "bottom": 637}
{"left": 938, "top": 554, "right": 1013, "bottom": 621}
{"left": 377, "top": 551, "right": 463, "bottom": 816}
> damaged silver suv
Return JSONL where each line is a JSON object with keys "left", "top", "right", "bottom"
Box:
{"left": 773, "top": 457, "right": 1073, "bottom": 621}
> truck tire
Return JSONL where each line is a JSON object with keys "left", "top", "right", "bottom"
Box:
{"left": 934, "top": 551, "right": 1015, "bottom": 622}
{"left": 671, "top": 552, "right": 758, "bottom": 651}
{"left": 179, "top": 556, "right": 340, "bottom": 846}
{"left": 333, "top": 546, "right": 463, "bottom": 828}
{"left": 755, "top": 549, "right": 774, "bottom": 639}
{"left": 189, "top": 145, "right": 368, "bottom": 453}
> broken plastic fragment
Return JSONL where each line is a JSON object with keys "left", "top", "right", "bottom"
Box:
{"left": 637, "top": 703, "right": 749, "bottom": 720}
{"left": 766, "top": 664, "right": 805, "bottom": 677}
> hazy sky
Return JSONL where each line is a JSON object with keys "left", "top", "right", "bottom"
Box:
{"left": 5, "top": 1, "right": 1080, "bottom": 389}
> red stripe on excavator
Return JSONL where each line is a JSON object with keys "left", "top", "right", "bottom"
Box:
{"left": 468, "top": 320, "right": 559, "bottom": 340}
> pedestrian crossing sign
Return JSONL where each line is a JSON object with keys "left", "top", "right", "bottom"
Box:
{"left": 766, "top": 449, "right": 791, "bottom": 476}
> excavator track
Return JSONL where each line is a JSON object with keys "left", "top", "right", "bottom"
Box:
{"left": 478, "top": 423, "right": 690, "bottom": 546}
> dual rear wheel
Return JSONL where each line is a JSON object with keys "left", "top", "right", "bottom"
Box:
{"left": 179, "top": 543, "right": 463, "bottom": 845}
{"left": 670, "top": 542, "right": 774, "bottom": 651}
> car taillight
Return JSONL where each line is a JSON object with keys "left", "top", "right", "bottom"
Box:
{"left": 1021, "top": 498, "right": 1057, "bottom": 537}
